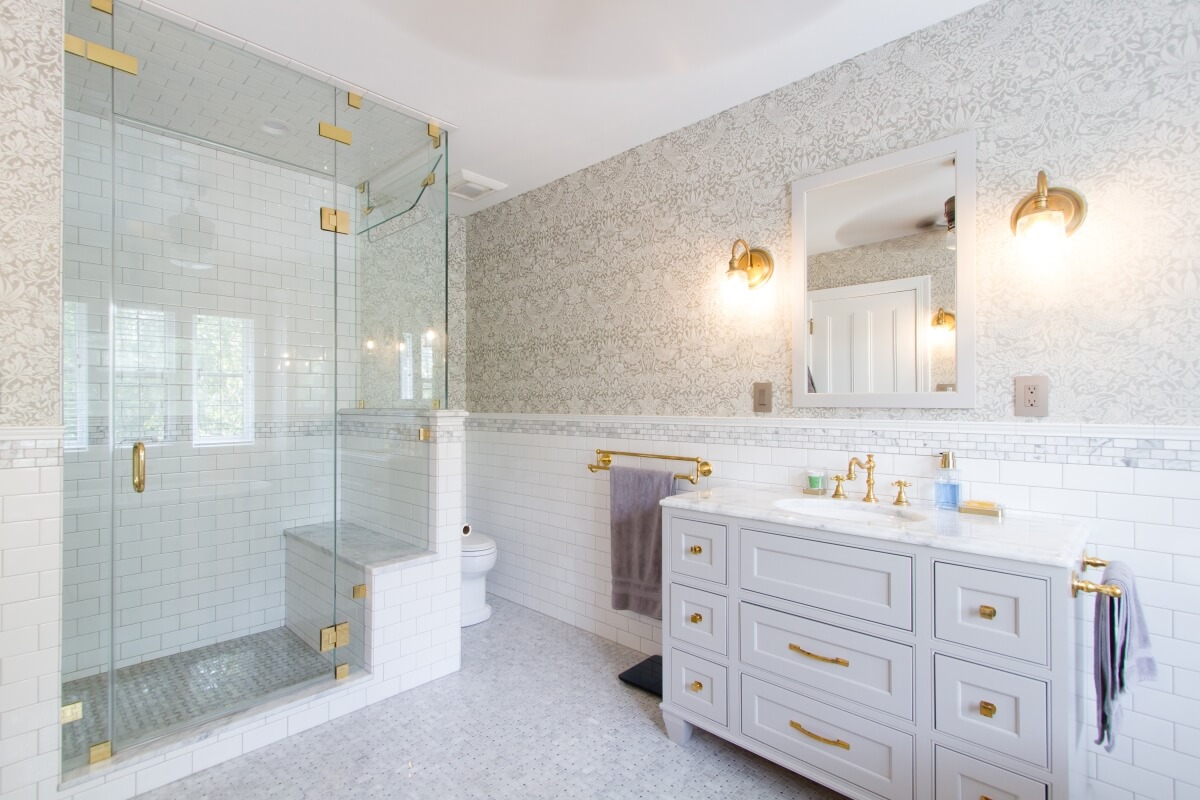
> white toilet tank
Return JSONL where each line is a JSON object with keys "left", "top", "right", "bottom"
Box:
{"left": 460, "top": 525, "right": 497, "bottom": 626}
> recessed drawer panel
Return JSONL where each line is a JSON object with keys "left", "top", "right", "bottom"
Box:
{"left": 934, "top": 562, "right": 1049, "bottom": 665}
{"left": 668, "top": 648, "right": 728, "bottom": 726}
{"left": 740, "top": 529, "right": 913, "bottom": 629}
{"left": 742, "top": 675, "right": 914, "bottom": 800}
{"left": 933, "top": 655, "right": 1048, "bottom": 768}
{"left": 669, "top": 516, "right": 727, "bottom": 585}
{"left": 669, "top": 583, "right": 728, "bottom": 656}
{"left": 740, "top": 602, "right": 914, "bottom": 719}
{"left": 934, "top": 746, "right": 1047, "bottom": 800}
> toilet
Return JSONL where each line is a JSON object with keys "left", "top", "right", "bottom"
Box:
{"left": 460, "top": 525, "right": 497, "bottom": 626}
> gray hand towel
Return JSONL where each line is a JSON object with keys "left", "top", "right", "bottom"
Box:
{"left": 1094, "top": 560, "right": 1157, "bottom": 752}
{"left": 609, "top": 466, "right": 676, "bottom": 620}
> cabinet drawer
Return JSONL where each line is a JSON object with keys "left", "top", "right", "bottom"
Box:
{"left": 934, "top": 746, "right": 1047, "bottom": 800}
{"left": 668, "top": 649, "right": 727, "bottom": 726}
{"left": 669, "top": 517, "right": 727, "bottom": 585}
{"left": 740, "top": 529, "right": 913, "bottom": 629}
{"left": 742, "top": 675, "right": 914, "bottom": 800}
{"left": 933, "top": 655, "right": 1048, "bottom": 767}
{"left": 740, "top": 602, "right": 914, "bottom": 719}
{"left": 669, "top": 584, "right": 728, "bottom": 656}
{"left": 934, "top": 563, "right": 1049, "bottom": 665}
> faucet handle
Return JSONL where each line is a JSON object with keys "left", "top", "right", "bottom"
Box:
{"left": 891, "top": 480, "right": 911, "bottom": 506}
{"left": 832, "top": 475, "right": 848, "bottom": 499}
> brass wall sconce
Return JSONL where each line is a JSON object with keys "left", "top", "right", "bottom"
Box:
{"left": 1011, "top": 170, "right": 1087, "bottom": 247}
{"left": 724, "top": 239, "right": 774, "bottom": 291}
{"left": 932, "top": 308, "right": 956, "bottom": 329}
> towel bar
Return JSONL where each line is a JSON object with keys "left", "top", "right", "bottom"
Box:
{"left": 1071, "top": 571, "right": 1122, "bottom": 599}
{"left": 587, "top": 450, "right": 713, "bottom": 485}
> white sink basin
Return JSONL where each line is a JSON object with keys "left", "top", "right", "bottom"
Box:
{"left": 773, "top": 497, "right": 929, "bottom": 524}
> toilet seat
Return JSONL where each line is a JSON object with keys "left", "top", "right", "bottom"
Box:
{"left": 462, "top": 530, "right": 496, "bottom": 554}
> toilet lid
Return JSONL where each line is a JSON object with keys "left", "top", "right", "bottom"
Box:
{"left": 462, "top": 530, "right": 496, "bottom": 553}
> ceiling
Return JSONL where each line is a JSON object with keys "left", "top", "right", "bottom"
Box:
{"left": 151, "top": 0, "right": 989, "bottom": 216}
{"left": 806, "top": 155, "right": 957, "bottom": 255}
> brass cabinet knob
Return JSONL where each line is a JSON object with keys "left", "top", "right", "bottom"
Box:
{"left": 690, "top": 680, "right": 704, "bottom": 692}
{"left": 979, "top": 700, "right": 997, "bottom": 718}
{"left": 979, "top": 605, "right": 997, "bottom": 620}
{"left": 689, "top": 545, "right": 703, "bottom": 555}
{"left": 690, "top": 612, "right": 703, "bottom": 624}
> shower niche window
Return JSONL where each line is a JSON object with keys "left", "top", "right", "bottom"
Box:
{"left": 61, "top": 0, "right": 450, "bottom": 775}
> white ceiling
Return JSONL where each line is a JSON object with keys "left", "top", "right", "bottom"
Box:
{"left": 151, "top": 0, "right": 988, "bottom": 216}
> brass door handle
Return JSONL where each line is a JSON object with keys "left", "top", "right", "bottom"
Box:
{"left": 789, "top": 642, "right": 849, "bottom": 667}
{"left": 979, "top": 605, "right": 997, "bottom": 620}
{"left": 689, "top": 613, "right": 703, "bottom": 624}
{"left": 132, "top": 442, "right": 146, "bottom": 493}
{"left": 689, "top": 545, "right": 703, "bottom": 555}
{"left": 689, "top": 680, "right": 703, "bottom": 692}
{"left": 979, "top": 700, "right": 997, "bottom": 718}
{"left": 789, "top": 720, "right": 850, "bottom": 750}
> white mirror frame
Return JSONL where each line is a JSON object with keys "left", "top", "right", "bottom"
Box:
{"left": 790, "top": 131, "right": 976, "bottom": 409}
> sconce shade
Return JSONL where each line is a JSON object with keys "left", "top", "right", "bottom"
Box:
{"left": 932, "top": 308, "right": 956, "bottom": 330}
{"left": 726, "top": 239, "right": 774, "bottom": 290}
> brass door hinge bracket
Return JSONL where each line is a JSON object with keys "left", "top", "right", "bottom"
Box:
{"left": 427, "top": 122, "right": 441, "bottom": 148}
{"left": 319, "top": 621, "right": 350, "bottom": 652}
{"left": 89, "top": 741, "right": 112, "bottom": 764}
{"left": 809, "top": 318, "right": 814, "bottom": 335}
{"left": 320, "top": 207, "right": 349, "bottom": 234}
{"left": 91, "top": 0, "right": 113, "bottom": 13}
{"left": 352, "top": 584, "right": 367, "bottom": 600}
{"left": 335, "top": 663, "right": 349, "bottom": 680}
{"left": 61, "top": 702, "right": 83, "bottom": 724}
{"left": 64, "top": 35, "right": 138, "bottom": 75}
{"left": 318, "top": 122, "right": 352, "bottom": 145}
{"left": 422, "top": 172, "right": 435, "bottom": 188}
{"left": 418, "top": 427, "right": 430, "bottom": 442}
{"left": 347, "top": 92, "right": 362, "bottom": 109}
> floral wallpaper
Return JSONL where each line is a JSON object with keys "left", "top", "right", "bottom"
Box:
{"left": 466, "top": 0, "right": 1200, "bottom": 425}
{"left": 0, "top": 0, "right": 62, "bottom": 427}
{"left": 807, "top": 230, "right": 957, "bottom": 389}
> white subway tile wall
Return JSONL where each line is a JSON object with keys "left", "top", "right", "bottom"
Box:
{"left": 465, "top": 414, "right": 1200, "bottom": 800}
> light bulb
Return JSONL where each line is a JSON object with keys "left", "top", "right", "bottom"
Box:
{"left": 1016, "top": 207, "right": 1066, "bottom": 263}
{"left": 365, "top": 339, "right": 375, "bottom": 351}
{"left": 723, "top": 266, "right": 749, "bottom": 302}
{"left": 425, "top": 329, "right": 437, "bottom": 343}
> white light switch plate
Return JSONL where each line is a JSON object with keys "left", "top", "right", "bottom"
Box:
{"left": 1014, "top": 375, "right": 1049, "bottom": 417}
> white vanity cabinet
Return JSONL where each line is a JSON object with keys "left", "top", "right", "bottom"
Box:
{"left": 659, "top": 488, "right": 1092, "bottom": 800}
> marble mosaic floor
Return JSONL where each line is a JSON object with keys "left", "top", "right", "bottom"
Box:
{"left": 140, "top": 597, "right": 844, "bottom": 800}
{"left": 62, "top": 627, "right": 331, "bottom": 767}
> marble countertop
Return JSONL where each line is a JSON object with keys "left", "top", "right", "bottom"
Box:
{"left": 661, "top": 486, "right": 1090, "bottom": 568}
{"left": 284, "top": 521, "right": 434, "bottom": 571}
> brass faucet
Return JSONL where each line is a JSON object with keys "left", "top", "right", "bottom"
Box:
{"left": 834, "top": 454, "right": 878, "bottom": 503}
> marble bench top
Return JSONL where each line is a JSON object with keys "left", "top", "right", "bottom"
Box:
{"left": 283, "top": 521, "right": 435, "bottom": 572}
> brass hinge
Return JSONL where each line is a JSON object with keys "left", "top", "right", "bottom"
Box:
{"left": 422, "top": 172, "right": 436, "bottom": 188}
{"left": 91, "top": 0, "right": 113, "bottom": 12}
{"left": 809, "top": 318, "right": 814, "bottom": 335}
{"left": 352, "top": 584, "right": 367, "bottom": 600}
{"left": 318, "top": 122, "right": 352, "bottom": 145}
{"left": 427, "top": 122, "right": 441, "bottom": 148}
{"left": 347, "top": 92, "right": 362, "bottom": 109}
{"left": 61, "top": 702, "right": 83, "bottom": 724}
{"left": 335, "top": 663, "right": 350, "bottom": 680}
{"left": 418, "top": 427, "right": 430, "bottom": 442}
{"left": 319, "top": 621, "right": 350, "bottom": 652}
{"left": 64, "top": 35, "right": 138, "bottom": 75}
{"left": 89, "top": 741, "right": 112, "bottom": 764}
{"left": 320, "top": 206, "right": 349, "bottom": 234}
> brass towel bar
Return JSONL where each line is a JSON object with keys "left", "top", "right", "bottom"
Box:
{"left": 587, "top": 450, "right": 713, "bottom": 485}
{"left": 1072, "top": 554, "right": 1122, "bottom": 598}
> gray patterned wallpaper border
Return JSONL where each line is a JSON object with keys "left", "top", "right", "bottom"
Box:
{"left": 466, "top": 415, "right": 1200, "bottom": 472}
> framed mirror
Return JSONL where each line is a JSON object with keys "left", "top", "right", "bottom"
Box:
{"left": 791, "top": 132, "right": 975, "bottom": 408}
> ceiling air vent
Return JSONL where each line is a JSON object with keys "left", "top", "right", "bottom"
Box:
{"left": 448, "top": 169, "right": 507, "bottom": 201}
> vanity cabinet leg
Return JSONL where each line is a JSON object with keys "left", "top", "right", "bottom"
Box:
{"left": 663, "top": 709, "right": 694, "bottom": 745}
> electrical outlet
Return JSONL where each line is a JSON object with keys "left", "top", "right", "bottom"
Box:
{"left": 1014, "top": 375, "right": 1049, "bottom": 417}
{"left": 752, "top": 382, "right": 772, "bottom": 413}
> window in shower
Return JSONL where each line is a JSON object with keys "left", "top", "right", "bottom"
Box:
{"left": 113, "top": 305, "right": 173, "bottom": 443}
{"left": 192, "top": 314, "right": 254, "bottom": 445}
{"left": 62, "top": 300, "right": 90, "bottom": 451}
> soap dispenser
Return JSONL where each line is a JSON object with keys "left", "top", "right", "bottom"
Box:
{"left": 935, "top": 451, "right": 961, "bottom": 510}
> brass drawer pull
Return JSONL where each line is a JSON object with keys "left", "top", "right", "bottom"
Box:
{"left": 689, "top": 612, "right": 703, "bottom": 624}
{"left": 789, "top": 642, "right": 849, "bottom": 667}
{"left": 689, "top": 680, "right": 704, "bottom": 692}
{"left": 979, "top": 605, "right": 997, "bottom": 620}
{"left": 689, "top": 545, "right": 703, "bottom": 555}
{"left": 789, "top": 720, "right": 850, "bottom": 750}
{"left": 131, "top": 442, "right": 146, "bottom": 493}
{"left": 979, "top": 700, "right": 997, "bottom": 718}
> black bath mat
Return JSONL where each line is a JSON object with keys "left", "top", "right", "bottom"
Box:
{"left": 618, "top": 655, "right": 662, "bottom": 697}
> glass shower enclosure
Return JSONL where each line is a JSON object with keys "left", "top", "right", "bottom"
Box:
{"left": 61, "top": 0, "right": 448, "bottom": 773}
